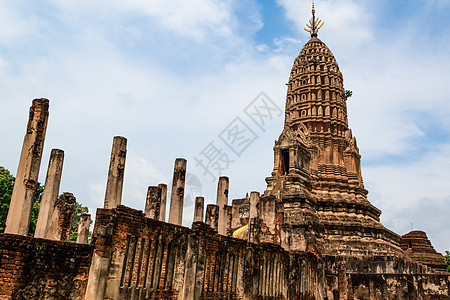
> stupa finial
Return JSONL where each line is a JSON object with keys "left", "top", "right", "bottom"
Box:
{"left": 304, "top": 1, "right": 324, "bottom": 38}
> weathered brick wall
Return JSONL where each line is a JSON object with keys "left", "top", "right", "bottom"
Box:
{"left": 97, "top": 205, "right": 191, "bottom": 300}
{"left": 93, "top": 205, "right": 320, "bottom": 300}
{"left": 0, "top": 233, "right": 93, "bottom": 300}
{"left": 89, "top": 205, "right": 450, "bottom": 300}
{"left": 324, "top": 255, "right": 450, "bottom": 299}
{"left": 400, "top": 230, "right": 448, "bottom": 272}
{"left": 346, "top": 273, "right": 450, "bottom": 300}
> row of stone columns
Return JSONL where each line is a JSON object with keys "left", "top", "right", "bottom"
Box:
{"left": 139, "top": 158, "right": 229, "bottom": 233}
{"left": 141, "top": 158, "right": 185, "bottom": 225}
{"left": 6, "top": 99, "right": 246, "bottom": 243}
{"left": 6, "top": 101, "right": 233, "bottom": 236}
{"left": 5, "top": 99, "right": 90, "bottom": 243}
{"left": 144, "top": 184, "right": 167, "bottom": 221}
{"left": 192, "top": 176, "right": 231, "bottom": 235}
{"left": 139, "top": 157, "right": 232, "bottom": 235}
{"left": 101, "top": 149, "right": 186, "bottom": 226}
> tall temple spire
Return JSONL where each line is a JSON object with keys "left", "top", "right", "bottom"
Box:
{"left": 304, "top": 1, "right": 324, "bottom": 38}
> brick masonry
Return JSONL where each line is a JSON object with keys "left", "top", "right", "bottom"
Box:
{"left": 0, "top": 233, "right": 93, "bottom": 299}
{"left": 86, "top": 205, "right": 450, "bottom": 299}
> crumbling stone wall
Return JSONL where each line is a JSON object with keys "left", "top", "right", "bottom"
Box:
{"left": 89, "top": 205, "right": 321, "bottom": 300}
{"left": 401, "top": 230, "right": 447, "bottom": 272}
{"left": 0, "top": 233, "right": 93, "bottom": 299}
{"left": 345, "top": 273, "right": 450, "bottom": 300}
{"left": 324, "top": 255, "right": 450, "bottom": 299}
{"left": 87, "top": 204, "right": 450, "bottom": 300}
{"left": 91, "top": 205, "right": 191, "bottom": 300}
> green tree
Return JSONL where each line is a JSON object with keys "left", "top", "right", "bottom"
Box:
{"left": 0, "top": 167, "right": 15, "bottom": 233}
{"left": 343, "top": 89, "right": 353, "bottom": 100}
{"left": 28, "top": 182, "right": 44, "bottom": 236}
{"left": 0, "top": 166, "right": 89, "bottom": 240}
{"left": 445, "top": 251, "right": 450, "bottom": 272}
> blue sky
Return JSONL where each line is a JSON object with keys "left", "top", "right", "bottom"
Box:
{"left": 0, "top": 0, "right": 449, "bottom": 253}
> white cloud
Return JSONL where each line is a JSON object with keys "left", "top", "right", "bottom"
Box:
{"left": 277, "top": 0, "right": 372, "bottom": 47}
{"left": 122, "top": 155, "right": 167, "bottom": 211}
{"left": 0, "top": 3, "right": 42, "bottom": 45}
{"left": 48, "top": 0, "right": 235, "bottom": 42}
{"left": 276, "top": 0, "right": 450, "bottom": 252}
{"left": 365, "top": 143, "right": 450, "bottom": 252}
{"left": 1, "top": 0, "right": 449, "bottom": 254}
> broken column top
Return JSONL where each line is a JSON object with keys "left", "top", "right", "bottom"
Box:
{"left": 30, "top": 98, "right": 49, "bottom": 112}
{"left": 205, "top": 204, "right": 219, "bottom": 231}
{"left": 27, "top": 98, "right": 49, "bottom": 130}
{"left": 5, "top": 98, "right": 50, "bottom": 235}
{"left": 77, "top": 214, "right": 91, "bottom": 244}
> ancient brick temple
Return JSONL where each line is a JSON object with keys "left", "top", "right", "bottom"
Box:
{"left": 1, "top": 4, "right": 449, "bottom": 300}
{"left": 231, "top": 23, "right": 403, "bottom": 259}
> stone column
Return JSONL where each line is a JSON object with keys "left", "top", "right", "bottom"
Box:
{"left": 145, "top": 186, "right": 161, "bottom": 220}
{"left": 104, "top": 136, "right": 127, "bottom": 209}
{"left": 182, "top": 234, "right": 199, "bottom": 300}
{"left": 158, "top": 183, "right": 167, "bottom": 222}
{"left": 205, "top": 204, "right": 219, "bottom": 231}
{"left": 193, "top": 197, "right": 204, "bottom": 222}
{"left": 248, "top": 192, "right": 261, "bottom": 244}
{"left": 168, "top": 158, "right": 186, "bottom": 225}
{"left": 216, "top": 176, "right": 229, "bottom": 235}
{"left": 338, "top": 262, "right": 348, "bottom": 300}
{"left": 249, "top": 191, "right": 260, "bottom": 219}
{"left": 46, "top": 192, "right": 76, "bottom": 241}
{"left": 85, "top": 213, "right": 115, "bottom": 300}
{"left": 5, "top": 98, "right": 49, "bottom": 235}
{"left": 34, "top": 149, "right": 64, "bottom": 238}
{"left": 76, "top": 214, "right": 91, "bottom": 244}
{"left": 225, "top": 205, "right": 232, "bottom": 235}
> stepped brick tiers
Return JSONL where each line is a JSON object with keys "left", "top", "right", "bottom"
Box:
{"left": 230, "top": 5, "right": 403, "bottom": 259}
{"left": 401, "top": 230, "right": 448, "bottom": 272}
{"left": 259, "top": 29, "right": 403, "bottom": 258}
{"left": 1, "top": 4, "right": 449, "bottom": 300}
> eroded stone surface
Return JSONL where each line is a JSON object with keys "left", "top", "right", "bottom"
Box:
{"left": 205, "top": 204, "right": 219, "bottom": 231}
{"left": 401, "top": 230, "right": 447, "bottom": 272}
{"left": 46, "top": 192, "right": 76, "bottom": 241}
{"left": 229, "top": 36, "right": 403, "bottom": 259}
{"left": 168, "top": 158, "right": 187, "bottom": 225}
{"left": 194, "top": 196, "right": 204, "bottom": 222}
{"left": 145, "top": 186, "right": 161, "bottom": 220}
{"left": 104, "top": 136, "right": 127, "bottom": 209}
{"left": 35, "top": 148, "right": 64, "bottom": 238}
{"left": 76, "top": 214, "right": 91, "bottom": 244}
{"left": 216, "top": 176, "right": 229, "bottom": 235}
{"left": 5, "top": 98, "right": 49, "bottom": 235}
{"left": 158, "top": 183, "right": 168, "bottom": 222}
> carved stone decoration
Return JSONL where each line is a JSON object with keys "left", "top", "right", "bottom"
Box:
{"left": 258, "top": 35, "right": 404, "bottom": 257}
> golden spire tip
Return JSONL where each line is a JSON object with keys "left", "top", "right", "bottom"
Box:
{"left": 305, "top": 0, "right": 323, "bottom": 38}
